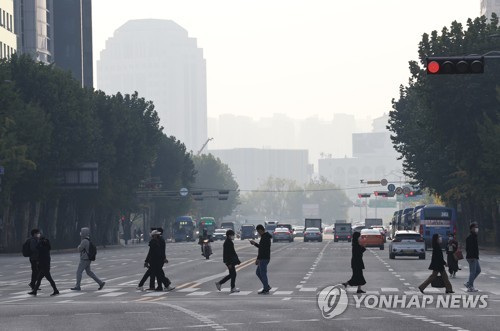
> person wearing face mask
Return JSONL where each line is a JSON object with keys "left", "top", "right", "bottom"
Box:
{"left": 465, "top": 223, "right": 480, "bottom": 292}
{"left": 215, "top": 229, "right": 240, "bottom": 293}
{"left": 446, "top": 234, "right": 459, "bottom": 278}
{"left": 418, "top": 234, "right": 454, "bottom": 294}
{"left": 71, "top": 227, "right": 105, "bottom": 291}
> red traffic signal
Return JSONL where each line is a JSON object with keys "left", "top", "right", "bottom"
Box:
{"left": 374, "top": 191, "right": 391, "bottom": 197}
{"left": 358, "top": 193, "right": 371, "bottom": 198}
{"left": 426, "top": 56, "right": 484, "bottom": 74}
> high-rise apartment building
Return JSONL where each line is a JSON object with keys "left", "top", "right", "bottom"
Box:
{"left": 97, "top": 19, "right": 207, "bottom": 152}
{"left": 13, "top": 0, "right": 93, "bottom": 87}
{"left": 481, "top": 0, "right": 500, "bottom": 19}
{"left": 0, "top": 0, "right": 16, "bottom": 59}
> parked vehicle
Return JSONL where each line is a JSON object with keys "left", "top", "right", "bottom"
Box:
{"left": 304, "top": 227, "right": 323, "bottom": 242}
{"left": 389, "top": 230, "right": 425, "bottom": 260}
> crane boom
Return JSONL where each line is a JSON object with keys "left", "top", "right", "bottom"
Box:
{"left": 197, "top": 138, "right": 213, "bottom": 156}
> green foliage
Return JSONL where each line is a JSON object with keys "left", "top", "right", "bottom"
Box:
{"left": 192, "top": 154, "right": 239, "bottom": 221}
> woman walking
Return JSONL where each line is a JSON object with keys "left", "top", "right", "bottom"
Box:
{"left": 419, "top": 234, "right": 454, "bottom": 294}
{"left": 447, "top": 234, "right": 459, "bottom": 278}
{"left": 342, "top": 231, "right": 366, "bottom": 293}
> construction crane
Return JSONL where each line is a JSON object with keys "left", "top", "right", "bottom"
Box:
{"left": 197, "top": 138, "right": 213, "bottom": 156}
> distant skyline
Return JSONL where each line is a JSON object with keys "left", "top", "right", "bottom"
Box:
{"left": 92, "top": 0, "right": 478, "bottom": 121}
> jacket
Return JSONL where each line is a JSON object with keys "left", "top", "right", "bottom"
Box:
{"left": 145, "top": 238, "right": 164, "bottom": 266}
{"left": 29, "top": 237, "right": 40, "bottom": 261}
{"left": 254, "top": 232, "right": 272, "bottom": 260}
{"left": 223, "top": 238, "right": 240, "bottom": 265}
{"left": 428, "top": 245, "right": 446, "bottom": 271}
{"left": 351, "top": 240, "right": 366, "bottom": 270}
{"left": 466, "top": 233, "right": 479, "bottom": 259}
{"left": 37, "top": 238, "right": 52, "bottom": 268}
{"left": 78, "top": 227, "right": 91, "bottom": 260}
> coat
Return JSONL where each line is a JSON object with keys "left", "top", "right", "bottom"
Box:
{"left": 428, "top": 245, "right": 446, "bottom": 271}
{"left": 223, "top": 238, "right": 240, "bottom": 265}
{"left": 351, "top": 241, "right": 366, "bottom": 270}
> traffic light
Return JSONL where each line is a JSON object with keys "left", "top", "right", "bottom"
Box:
{"left": 374, "top": 191, "right": 390, "bottom": 197}
{"left": 426, "top": 56, "right": 484, "bottom": 75}
{"left": 358, "top": 193, "right": 371, "bottom": 198}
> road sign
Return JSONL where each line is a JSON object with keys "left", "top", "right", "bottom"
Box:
{"left": 179, "top": 187, "right": 188, "bottom": 197}
{"left": 403, "top": 187, "right": 411, "bottom": 195}
{"left": 367, "top": 180, "right": 381, "bottom": 185}
{"left": 388, "top": 184, "right": 396, "bottom": 192}
{"left": 395, "top": 187, "right": 403, "bottom": 195}
{"left": 380, "top": 179, "right": 388, "bottom": 186}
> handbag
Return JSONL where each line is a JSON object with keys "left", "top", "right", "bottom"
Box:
{"left": 431, "top": 275, "right": 445, "bottom": 288}
{"left": 454, "top": 249, "right": 464, "bottom": 261}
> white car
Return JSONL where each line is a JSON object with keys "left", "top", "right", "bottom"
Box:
{"left": 389, "top": 230, "right": 425, "bottom": 260}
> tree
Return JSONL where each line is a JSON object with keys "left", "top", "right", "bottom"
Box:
{"left": 192, "top": 154, "right": 239, "bottom": 221}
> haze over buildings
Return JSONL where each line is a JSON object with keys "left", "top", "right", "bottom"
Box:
{"left": 97, "top": 19, "right": 207, "bottom": 152}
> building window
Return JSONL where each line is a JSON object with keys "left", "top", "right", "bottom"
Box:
{"left": 0, "top": 42, "right": 3, "bottom": 58}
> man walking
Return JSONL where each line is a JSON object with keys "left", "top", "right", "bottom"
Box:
{"left": 250, "top": 224, "right": 272, "bottom": 294}
{"left": 215, "top": 230, "right": 240, "bottom": 293}
{"left": 465, "top": 223, "right": 481, "bottom": 292}
{"left": 28, "top": 229, "right": 41, "bottom": 291}
{"left": 71, "top": 227, "right": 105, "bottom": 291}
{"left": 28, "top": 235, "right": 59, "bottom": 296}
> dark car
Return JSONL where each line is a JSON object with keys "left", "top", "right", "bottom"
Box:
{"left": 304, "top": 227, "right": 323, "bottom": 242}
{"left": 240, "top": 225, "right": 256, "bottom": 240}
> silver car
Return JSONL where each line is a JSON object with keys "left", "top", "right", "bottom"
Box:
{"left": 389, "top": 230, "right": 425, "bottom": 259}
{"left": 304, "top": 227, "right": 323, "bottom": 242}
{"left": 272, "top": 227, "right": 293, "bottom": 242}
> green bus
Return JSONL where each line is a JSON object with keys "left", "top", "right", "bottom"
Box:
{"left": 199, "top": 217, "right": 216, "bottom": 236}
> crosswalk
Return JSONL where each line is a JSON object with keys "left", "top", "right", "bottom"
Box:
{"left": 2, "top": 284, "right": 500, "bottom": 304}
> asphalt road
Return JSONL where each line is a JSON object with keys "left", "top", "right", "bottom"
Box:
{"left": 1, "top": 235, "right": 500, "bottom": 331}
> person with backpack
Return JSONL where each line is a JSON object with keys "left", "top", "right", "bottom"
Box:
{"left": 25, "top": 229, "right": 41, "bottom": 291}
{"left": 71, "top": 227, "right": 105, "bottom": 291}
{"left": 28, "top": 236, "right": 59, "bottom": 296}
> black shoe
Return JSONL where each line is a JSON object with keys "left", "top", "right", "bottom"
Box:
{"left": 258, "top": 290, "right": 270, "bottom": 295}
{"left": 356, "top": 290, "right": 366, "bottom": 294}
{"left": 155, "top": 288, "right": 163, "bottom": 292}
{"left": 70, "top": 287, "right": 81, "bottom": 291}
{"left": 98, "top": 282, "right": 106, "bottom": 290}
{"left": 50, "top": 291, "right": 60, "bottom": 296}
{"left": 28, "top": 291, "right": 37, "bottom": 296}
{"left": 446, "top": 290, "right": 455, "bottom": 294}
{"left": 342, "top": 282, "right": 348, "bottom": 288}
{"left": 419, "top": 287, "right": 425, "bottom": 294}
{"left": 146, "top": 288, "right": 155, "bottom": 291}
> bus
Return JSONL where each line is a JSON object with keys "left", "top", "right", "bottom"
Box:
{"left": 390, "top": 210, "right": 404, "bottom": 238}
{"left": 220, "top": 221, "right": 235, "bottom": 232}
{"left": 413, "top": 205, "right": 457, "bottom": 250}
{"left": 199, "top": 217, "right": 216, "bottom": 236}
{"left": 265, "top": 220, "right": 278, "bottom": 233}
{"left": 173, "top": 216, "right": 196, "bottom": 242}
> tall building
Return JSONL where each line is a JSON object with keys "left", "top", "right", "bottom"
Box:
{"left": 14, "top": 0, "right": 53, "bottom": 63}
{"left": 97, "top": 19, "right": 207, "bottom": 152}
{"left": 52, "top": 0, "right": 93, "bottom": 88}
{"left": 13, "top": 0, "right": 93, "bottom": 87}
{"left": 481, "top": 0, "right": 500, "bottom": 19}
{"left": 0, "top": 0, "right": 16, "bottom": 59}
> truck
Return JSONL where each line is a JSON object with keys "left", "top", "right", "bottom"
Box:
{"left": 334, "top": 222, "right": 352, "bottom": 242}
{"left": 365, "top": 218, "right": 383, "bottom": 228}
{"left": 304, "top": 218, "right": 322, "bottom": 232}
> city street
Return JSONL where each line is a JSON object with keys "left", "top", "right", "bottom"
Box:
{"left": 1, "top": 236, "right": 500, "bottom": 331}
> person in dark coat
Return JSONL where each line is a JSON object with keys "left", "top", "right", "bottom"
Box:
{"left": 215, "top": 230, "right": 240, "bottom": 293}
{"left": 419, "top": 234, "right": 454, "bottom": 294}
{"left": 465, "top": 222, "right": 480, "bottom": 292}
{"left": 28, "top": 236, "right": 59, "bottom": 296}
{"left": 342, "top": 231, "right": 366, "bottom": 293}
{"left": 446, "top": 234, "right": 459, "bottom": 278}
{"left": 142, "top": 230, "right": 172, "bottom": 292}
{"left": 28, "top": 229, "right": 41, "bottom": 290}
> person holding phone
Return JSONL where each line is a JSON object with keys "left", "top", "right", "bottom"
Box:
{"left": 250, "top": 224, "right": 272, "bottom": 294}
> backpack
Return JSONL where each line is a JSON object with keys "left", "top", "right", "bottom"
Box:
{"left": 86, "top": 238, "right": 97, "bottom": 261}
{"left": 22, "top": 238, "right": 32, "bottom": 257}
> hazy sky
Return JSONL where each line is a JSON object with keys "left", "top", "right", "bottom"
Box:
{"left": 92, "top": 0, "right": 478, "bottom": 121}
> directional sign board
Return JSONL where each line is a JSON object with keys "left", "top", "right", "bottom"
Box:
{"left": 367, "top": 180, "right": 381, "bottom": 185}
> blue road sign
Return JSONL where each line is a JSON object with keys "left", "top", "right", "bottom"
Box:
{"left": 387, "top": 184, "right": 396, "bottom": 192}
